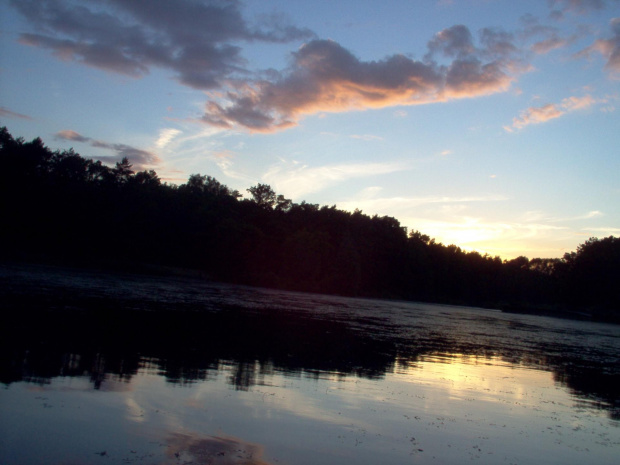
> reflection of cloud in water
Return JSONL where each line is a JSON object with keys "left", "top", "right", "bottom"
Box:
{"left": 166, "top": 432, "right": 272, "bottom": 465}
{"left": 125, "top": 397, "right": 146, "bottom": 423}
{"left": 248, "top": 382, "right": 365, "bottom": 429}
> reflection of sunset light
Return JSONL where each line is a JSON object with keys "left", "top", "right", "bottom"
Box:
{"left": 395, "top": 353, "right": 551, "bottom": 408}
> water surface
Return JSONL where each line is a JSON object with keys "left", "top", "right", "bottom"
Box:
{"left": 1, "top": 264, "right": 619, "bottom": 464}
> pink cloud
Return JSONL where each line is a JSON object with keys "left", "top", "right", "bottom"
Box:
{"left": 531, "top": 37, "right": 570, "bottom": 54}
{"left": 506, "top": 95, "right": 599, "bottom": 131}
{"left": 202, "top": 28, "right": 524, "bottom": 133}
{"left": 55, "top": 129, "right": 91, "bottom": 143}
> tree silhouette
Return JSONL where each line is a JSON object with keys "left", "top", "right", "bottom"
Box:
{"left": 246, "top": 183, "right": 290, "bottom": 210}
{"left": 1, "top": 126, "right": 618, "bottom": 321}
{"left": 114, "top": 157, "right": 134, "bottom": 183}
{"left": 561, "top": 237, "right": 620, "bottom": 312}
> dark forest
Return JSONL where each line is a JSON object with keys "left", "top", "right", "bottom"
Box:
{"left": 1, "top": 127, "right": 618, "bottom": 321}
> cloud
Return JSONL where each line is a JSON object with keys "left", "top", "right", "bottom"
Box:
{"left": 209, "top": 150, "right": 253, "bottom": 182}
{"left": 350, "top": 134, "right": 384, "bottom": 141}
{"left": 505, "top": 94, "right": 599, "bottom": 130}
{"left": 55, "top": 129, "right": 160, "bottom": 169}
{"left": 202, "top": 25, "right": 526, "bottom": 132}
{"left": 10, "top": 0, "right": 314, "bottom": 89}
{"left": 10, "top": 2, "right": 528, "bottom": 134}
{"left": 507, "top": 103, "right": 564, "bottom": 130}
{"left": 581, "top": 210, "right": 604, "bottom": 219}
{"left": 426, "top": 24, "right": 476, "bottom": 59}
{"left": 155, "top": 128, "right": 181, "bottom": 149}
{"left": 333, "top": 193, "right": 609, "bottom": 258}
{"left": 92, "top": 142, "right": 160, "bottom": 167}
{"left": 582, "top": 226, "right": 620, "bottom": 234}
{"left": 548, "top": 0, "right": 609, "bottom": 19}
{"left": 521, "top": 209, "right": 606, "bottom": 223}
{"left": 531, "top": 36, "right": 572, "bottom": 54}
{"left": 335, "top": 194, "right": 508, "bottom": 217}
{"left": 578, "top": 17, "right": 620, "bottom": 75}
{"left": 262, "top": 159, "right": 409, "bottom": 199}
{"left": 358, "top": 186, "right": 384, "bottom": 199}
{"left": 56, "top": 129, "right": 90, "bottom": 143}
{"left": 0, "top": 106, "right": 33, "bottom": 120}
{"left": 517, "top": 14, "right": 576, "bottom": 54}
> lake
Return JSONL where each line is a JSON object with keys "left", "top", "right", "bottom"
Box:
{"left": 1, "top": 263, "right": 619, "bottom": 464}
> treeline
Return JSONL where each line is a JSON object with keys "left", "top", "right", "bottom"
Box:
{"left": 1, "top": 127, "right": 618, "bottom": 320}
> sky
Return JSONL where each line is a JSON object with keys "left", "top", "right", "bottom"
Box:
{"left": 1, "top": 0, "right": 619, "bottom": 260}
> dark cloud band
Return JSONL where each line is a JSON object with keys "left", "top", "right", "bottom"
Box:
{"left": 11, "top": 0, "right": 314, "bottom": 89}
{"left": 55, "top": 129, "right": 159, "bottom": 168}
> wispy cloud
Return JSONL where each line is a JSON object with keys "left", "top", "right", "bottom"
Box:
{"left": 516, "top": 13, "right": 572, "bottom": 55}
{"left": 208, "top": 150, "right": 254, "bottom": 182}
{"left": 548, "top": 0, "right": 610, "bottom": 19}
{"left": 532, "top": 36, "right": 572, "bottom": 54}
{"left": 358, "top": 186, "right": 384, "bottom": 199}
{"left": 262, "top": 160, "right": 410, "bottom": 199}
{"left": 505, "top": 94, "right": 600, "bottom": 131}
{"left": 55, "top": 130, "right": 160, "bottom": 169}
{"left": 519, "top": 209, "right": 605, "bottom": 223}
{"left": 335, "top": 194, "right": 508, "bottom": 217}
{"left": 576, "top": 210, "right": 604, "bottom": 219}
{"left": 0, "top": 106, "right": 33, "bottom": 120}
{"left": 582, "top": 226, "right": 620, "bottom": 234}
{"left": 155, "top": 128, "right": 181, "bottom": 149}
{"left": 577, "top": 17, "right": 620, "bottom": 76}
{"left": 350, "top": 134, "right": 384, "bottom": 141}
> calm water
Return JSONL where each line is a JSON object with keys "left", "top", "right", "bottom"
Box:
{"left": 1, "top": 264, "right": 619, "bottom": 464}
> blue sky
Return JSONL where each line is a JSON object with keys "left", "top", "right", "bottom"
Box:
{"left": 1, "top": 0, "right": 619, "bottom": 259}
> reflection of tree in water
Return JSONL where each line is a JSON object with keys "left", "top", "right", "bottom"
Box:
{"left": 0, "top": 298, "right": 397, "bottom": 386}
{"left": 553, "top": 363, "right": 620, "bottom": 420}
{"left": 230, "top": 361, "right": 258, "bottom": 391}
{"left": 1, "top": 290, "right": 619, "bottom": 419}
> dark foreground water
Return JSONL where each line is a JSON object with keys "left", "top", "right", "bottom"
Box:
{"left": 1, "top": 264, "right": 619, "bottom": 464}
